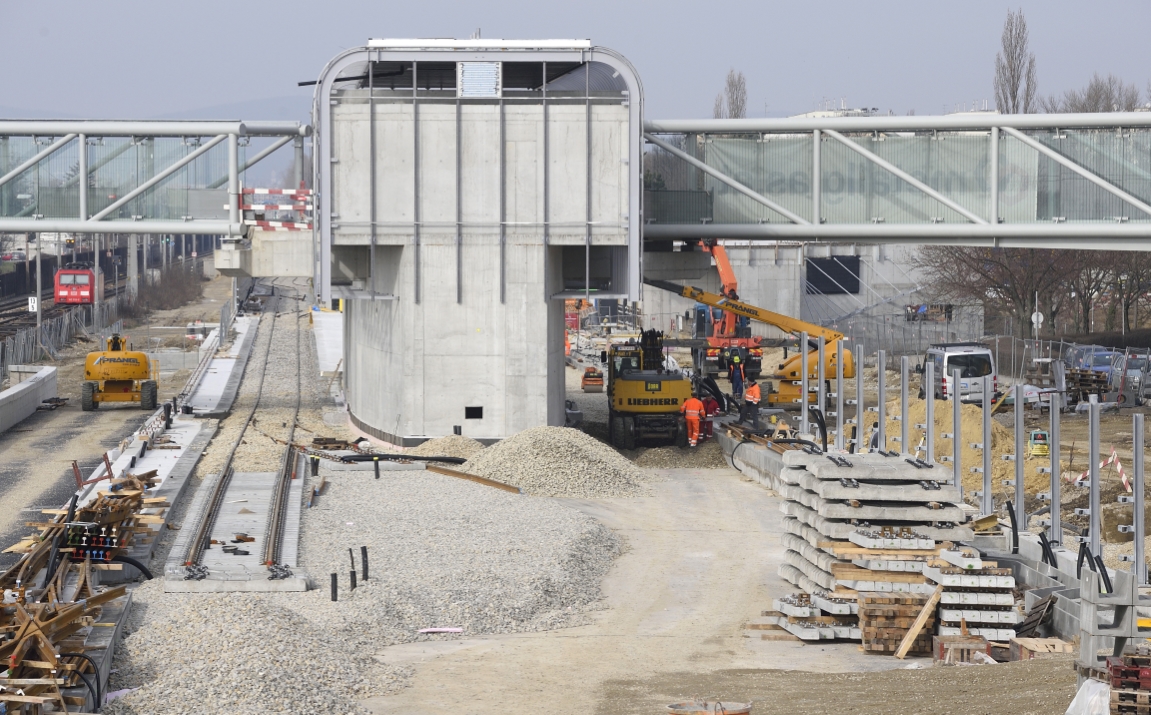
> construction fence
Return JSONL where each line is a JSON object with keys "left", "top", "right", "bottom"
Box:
{"left": 1, "top": 298, "right": 124, "bottom": 378}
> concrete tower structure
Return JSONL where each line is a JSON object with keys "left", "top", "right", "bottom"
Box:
{"left": 311, "top": 40, "right": 644, "bottom": 445}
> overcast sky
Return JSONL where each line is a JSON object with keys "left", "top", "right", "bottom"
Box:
{"left": 3, "top": 0, "right": 1150, "bottom": 122}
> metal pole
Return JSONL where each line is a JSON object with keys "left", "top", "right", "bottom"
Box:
{"left": 1049, "top": 388, "right": 1062, "bottom": 544}
{"left": 1133, "top": 414, "right": 1147, "bottom": 583}
{"left": 800, "top": 331, "right": 808, "bottom": 435}
{"left": 817, "top": 335, "right": 826, "bottom": 423}
{"left": 812, "top": 129, "right": 821, "bottom": 224}
{"left": 835, "top": 340, "right": 844, "bottom": 451}
{"left": 78, "top": 134, "right": 87, "bottom": 221}
{"left": 989, "top": 126, "right": 999, "bottom": 224}
{"left": 982, "top": 375, "right": 993, "bottom": 515}
{"left": 1089, "top": 400, "right": 1101, "bottom": 556}
{"left": 900, "top": 355, "right": 909, "bottom": 455}
{"left": 953, "top": 368, "right": 963, "bottom": 502}
{"left": 856, "top": 345, "right": 865, "bottom": 451}
{"left": 34, "top": 234, "right": 41, "bottom": 348}
{"left": 925, "top": 361, "right": 935, "bottom": 463}
{"left": 877, "top": 350, "right": 886, "bottom": 451}
{"left": 1014, "top": 384, "right": 1025, "bottom": 529}
{"left": 227, "top": 134, "right": 239, "bottom": 226}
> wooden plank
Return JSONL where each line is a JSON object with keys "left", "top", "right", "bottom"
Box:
{"left": 424, "top": 465, "right": 522, "bottom": 494}
{"left": 895, "top": 585, "right": 944, "bottom": 659}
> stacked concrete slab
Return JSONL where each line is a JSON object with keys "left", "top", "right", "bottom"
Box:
{"left": 722, "top": 432, "right": 974, "bottom": 599}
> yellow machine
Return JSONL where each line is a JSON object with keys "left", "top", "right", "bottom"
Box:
{"left": 81, "top": 333, "right": 158, "bottom": 411}
{"left": 644, "top": 279, "right": 855, "bottom": 408}
{"left": 603, "top": 329, "right": 692, "bottom": 449}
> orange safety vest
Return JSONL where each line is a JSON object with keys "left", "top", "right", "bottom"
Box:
{"left": 681, "top": 397, "right": 705, "bottom": 419}
{"left": 745, "top": 383, "right": 761, "bottom": 404}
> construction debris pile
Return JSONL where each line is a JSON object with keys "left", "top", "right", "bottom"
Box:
{"left": 461, "top": 426, "right": 651, "bottom": 498}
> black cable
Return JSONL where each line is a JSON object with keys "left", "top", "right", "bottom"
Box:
{"left": 809, "top": 408, "right": 829, "bottom": 453}
{"left": 1006, "top": 500, "right": 1019, "bottom": 555}
{"left": 1095, "top": 554, "right": 1113, "bottom": 594}
{"left": 111, "top": 554, "right": 153, "bottom": 580}
{"left": 61, "top": 652, "right": 101, "bottom": 707}
{"left": 729, "top": 439, "right": 751, "bottom": 474}
{"left": 340, "top": 454, "right": 467, "bottom": 465}
{"left": 1077, "top": 540, "right": 1095, "bottom": 579}
{"left": 1038, "top": 532, "right": 1056, "bottom": 567}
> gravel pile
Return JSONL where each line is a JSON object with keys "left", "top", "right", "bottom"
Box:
{"left": 406, "top": 434, "right": 485, "bottom": 460}
{"left": 461, "top": 426, "right": 650, "bottom": 497}
{"left": 102, "top": 581, "right": 402, "bottom": 715}
{"left": 296, "top": 466, "right": 621, "bottom": 640}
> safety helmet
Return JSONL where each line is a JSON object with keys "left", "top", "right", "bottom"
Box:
{"left": 732, "top": 355, "right": 741, "bottom": 363}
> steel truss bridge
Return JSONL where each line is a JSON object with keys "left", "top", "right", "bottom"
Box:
{"left": 2, "top": 112, "right": 1151, "bottom": 251}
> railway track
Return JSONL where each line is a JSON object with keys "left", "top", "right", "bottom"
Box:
{"left": 183, "top": 278, "right": 306, "bottom": 575}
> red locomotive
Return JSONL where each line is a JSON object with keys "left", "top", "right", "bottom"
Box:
{"left": 54, "top": 262, "right": 96, "bottom": 305}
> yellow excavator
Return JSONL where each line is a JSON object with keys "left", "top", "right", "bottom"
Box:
{"left": 81, "top": 333, "right": 158, "bottom": 411}
{"left": 644, "top": 279, "right": 854, "bottom": 408}
{"left": 602, "top": 329, "right": 692, "bottom": 449}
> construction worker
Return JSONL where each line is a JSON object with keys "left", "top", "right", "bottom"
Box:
{"left": 681, "top": 393, "right": 705, "bottom": 447}
{"left": 729, "top": 353, "right": 745, "bottom": 399}
{"left": 741, "top": 379, "right": 762, "bottom": 429}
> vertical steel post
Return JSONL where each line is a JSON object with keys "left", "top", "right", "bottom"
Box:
{"left": 455, "top": 91, "right": 462, "bottom": 304}
{"left": 835, "top": 340, "right": 845, "bottom": 451}
{"left": 1089, "top": 401, "right": 1101, "bottom": 556}
{"left": 812, "top": 129, "right": 821, "bottom": 224}
{"left": 900, "top": 355, "right": 909, "bottom": 455}
{"left": 413, "top": 61, "right": 421, "bottom": 303}
{"left": 78, "top": 134, "right": 87, "bottom": 221}
{"left": 800, "top": 331, "right": 809, "bottom": 435}
{"left": 990, "top": 126, "right": 1000, "bottom": 224}
{"left": 1133, "top": 413, "right": 1146, "bottom": 583}
{"left": 369, "top": 57, "right": 377, "bottom": 296}
{"left": 34, "top": 234, "right": 41, "bottom": 348}
{"left": 1049, "top": 388, "right": 1061, "bottom": 544}
{"left": 856, "top": 344, "right": 865, "bottom": 451}
{"left": 925, "top": 361, "right": 935, "bottom": 463}
{"left": 227, "top": 134, "right": 239, "bottom": 226}
{"left": 499, "top": 95, "right": 506, "bottom": 304}
{"left": 982, "top": 375, "right": 993, "bottom": 515}
{"left": 293, "top": 136, "right": 304, "bottom": 188}
{"left": 817, "top": 335, "right": 826, "bottom": 423}
{"left": 585, "top": 62, "right": 592, "bottom": 303}
{"left": 877, "top": 350, "right": 887, "bottom": 451}
{"left": 953, "top": 368, "right": 963, "bottom": 501}
{"left": 1014, "top": 384, "right": 1025, "bottom": 528}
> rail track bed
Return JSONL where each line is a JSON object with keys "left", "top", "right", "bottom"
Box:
{"left": 166, "top": 278, "right": 310, "bottom": 591}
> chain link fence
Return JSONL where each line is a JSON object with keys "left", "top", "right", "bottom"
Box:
{"left": 2, "top": 296, "right": 124, "bottom": 378}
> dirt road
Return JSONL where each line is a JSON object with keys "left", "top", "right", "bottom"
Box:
{"left": 363, "top": 468, "right": 918, "bottom": 714}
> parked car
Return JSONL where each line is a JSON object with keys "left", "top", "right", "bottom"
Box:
{"left": 1110, "top": 352, "right": 1151, "bottom": 404}
{"left": 917, "top": 342, "right": 997, "bottom": 404}
{"left": 1085, "top": 350, "right": 1121, "bottom": 378}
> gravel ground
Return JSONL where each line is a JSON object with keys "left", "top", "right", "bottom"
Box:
{"left": 462, "top": 426, "right": 651, "bottom": 497}
{"left": 106, "top": 279, "right": 623, "bottom": 714}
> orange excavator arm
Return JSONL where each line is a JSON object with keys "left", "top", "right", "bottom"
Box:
{"left": 699, "top": 240, "right": 740, "bottom": 336}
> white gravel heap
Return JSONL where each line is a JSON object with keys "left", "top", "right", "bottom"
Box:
{"left": 461, "top": 426, "right": 649, "bottom": 498}
{"left": 298, "top": 468, "right": 621, "bottom": 639}
{"left": 103, "top": 581, "right": 400, "bottom": 715}
{"left": 405, "top": 434, "right": 485, "bottom": 460}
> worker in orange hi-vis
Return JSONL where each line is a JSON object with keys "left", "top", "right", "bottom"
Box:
{"left": 681, "top": 393, "right": 705, "bottom": 448}
{"left": 741, "top": 379, "right": 762, "bottom": 430}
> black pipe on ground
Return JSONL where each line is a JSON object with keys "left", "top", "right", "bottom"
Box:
{"left": 112, "top": 554, "right": 154, "bottom": 580}
{"left": 341, "top": 454, "right": 467, "bottom": 465}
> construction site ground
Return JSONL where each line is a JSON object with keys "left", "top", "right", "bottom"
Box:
{"left": 0, "top": 265, "right": 232, "bottom": 571}
{"left": 364, "top": 466, "right": 1077, "bottom": 715}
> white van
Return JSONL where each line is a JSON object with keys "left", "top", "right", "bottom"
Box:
{"left": 917, "top": 342, "right": 997, "bottom": 404}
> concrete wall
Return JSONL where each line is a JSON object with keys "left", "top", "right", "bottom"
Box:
{"left": 0, "top": 365, "right": 56, "bottom": 433}
{"left": 324, "top": 52, "right": 641, "bottom": 445}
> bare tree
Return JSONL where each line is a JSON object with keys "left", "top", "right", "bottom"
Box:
{"left": 994, "top": 8, "right": 1038, "bottom": 114}
{"left": 1041, "top": 73, "right": 1143, "bottom": 113}
{"left": 713, "top": 69, "right": 747, "bottom": 119}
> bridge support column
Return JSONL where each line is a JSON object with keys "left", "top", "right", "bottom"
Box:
{"left": 127, "top": 234, "right": 138, "bottom": 299}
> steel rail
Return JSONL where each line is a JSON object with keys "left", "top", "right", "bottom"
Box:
{"left": 263, "top": 289, "right": 304, "bottom": 567}
{"left": 184, "top": 287, "right": 282, "bottom": 567}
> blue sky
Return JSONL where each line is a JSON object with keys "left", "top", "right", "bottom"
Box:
{"left": 2, "top": 0, "right": 1149, "bottom": 122}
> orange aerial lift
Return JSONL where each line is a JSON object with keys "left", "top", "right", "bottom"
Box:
{"left": 692, "top": 239, "right": 764, "bottom": 379}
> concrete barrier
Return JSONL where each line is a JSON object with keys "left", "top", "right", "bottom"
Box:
{"left": 0, "top": 365, "right": 57, "bottom": 433}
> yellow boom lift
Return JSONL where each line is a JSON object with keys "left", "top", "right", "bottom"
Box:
{"left": 644, "top": 279, "right": 854, "bottom": 407}
{"left": 81, "top": 333, "right": 159, "bottom": 411}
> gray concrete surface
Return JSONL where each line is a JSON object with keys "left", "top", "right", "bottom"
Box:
{"left": 0, "top": 364, "right": 55, "bottom": 433}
